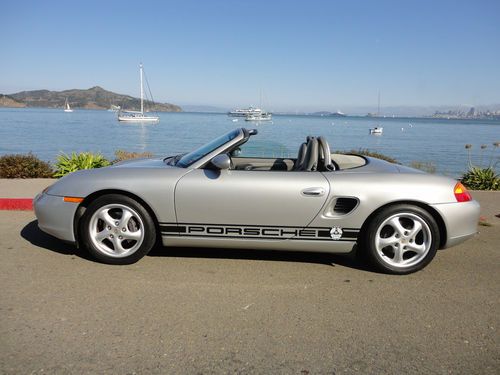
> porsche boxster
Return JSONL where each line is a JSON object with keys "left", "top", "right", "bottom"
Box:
{"left": 34, "top": 128, "right": 480, "bottom": 274}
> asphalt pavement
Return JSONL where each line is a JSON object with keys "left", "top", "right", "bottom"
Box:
{"left": 0, "top": 192, "right": 499, "bottom": 374}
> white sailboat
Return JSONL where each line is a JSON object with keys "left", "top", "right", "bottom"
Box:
{"left": 64, "top": 98, "right": 73, "bottom": 112}
{"left": 118, "top": 63, "right": 159, "bottom": 123}
{"left": 369, "top": 91, "right": 383, "bottom": 135}
{"left": 244, "top": 90, "right": 273, "bottom": 122}
{"left": 369, "top": 127, "right": 383, "bottom": 135}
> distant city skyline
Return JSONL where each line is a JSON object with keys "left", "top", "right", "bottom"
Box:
{"left": 1, "top": 0, "right": 499, "bottom": 112}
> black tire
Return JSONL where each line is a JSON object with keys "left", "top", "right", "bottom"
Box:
{"left": 80, "top": 194, "right": 156, "bottom": 265}
{"left": 361, "top": 204, "right": 440, "bottom": 275}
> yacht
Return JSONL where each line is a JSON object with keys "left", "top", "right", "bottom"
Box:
{"left": 245, "top": 112, "right": 272, "bottom": 122}
{"left": 228, "top": 106, "right": 263, "bottom": 117}
{"left": 369, "top": 127, "right": 383, "bottom": 135}
{"left": 118, "top": 63, "right": 159, "bottom": 123}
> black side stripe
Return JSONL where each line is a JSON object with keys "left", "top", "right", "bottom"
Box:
{"left": 159, "top": 224, "right": 360, "bottom": 241}
{"left": 159, "top": 222, "right": 360, "bottom": 230}
{"left": 160, "top": 225, "right": 186, "bottom": 233}
{"left": 161, "top": 234, "right": 357, "bottom": 242}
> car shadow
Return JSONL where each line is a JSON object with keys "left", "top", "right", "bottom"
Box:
{"left": 21, "top": 220, "right": 94, "bottom": 261}
{"left": 149, "top": 245, "right": 374, "bottom": 271}
{"left": 21, "top": 220, "right": 375, "bottom": 272}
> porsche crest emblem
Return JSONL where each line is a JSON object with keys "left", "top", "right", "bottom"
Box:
{"left": 330, "top": 226, "right": 343, "bottom": 240}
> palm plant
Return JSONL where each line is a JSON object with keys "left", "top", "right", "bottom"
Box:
{"left": 461, "top": 142, "right": 500, "bottom": 190}
{"left": 54, "top": 152, "right": 110, "bottom": 177}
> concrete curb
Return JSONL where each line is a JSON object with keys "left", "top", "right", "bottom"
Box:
{"left": 0, "top": 198, "right": 33, "bottom": 211}
{"left": 0, "top": 178, "right": 53, "bottom": 210}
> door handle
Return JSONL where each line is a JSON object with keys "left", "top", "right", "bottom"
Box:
{"left": 301, "top": 187, "right": 325, "bottom": 197}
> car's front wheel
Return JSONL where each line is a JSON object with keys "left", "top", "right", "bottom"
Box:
{"left": 362, "top": 204, "right": 440, "bottom": 274}
{"left": 80, "top": 194, "right": 156, "bottom": 265}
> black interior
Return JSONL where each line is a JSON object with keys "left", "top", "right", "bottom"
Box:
{"left": 227, "top": 136, "right": 338, "bottom": 172}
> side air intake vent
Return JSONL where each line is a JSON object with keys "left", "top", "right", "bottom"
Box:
{"left": 333, "top": 198, "right": 358, "bottom": 215}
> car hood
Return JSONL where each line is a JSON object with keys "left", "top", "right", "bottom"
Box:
{"left": 44, "top": 158, "right": 186, "bottom": 198}
{"left": 111, "top": 157, "right": 171, "bottom": 168}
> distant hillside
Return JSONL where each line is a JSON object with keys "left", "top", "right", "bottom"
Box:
{"left": 0, "top": 94, "right": 26, "bottom": 108}
{"left": 3, "top": 86, "right": 182, "bottom": 112}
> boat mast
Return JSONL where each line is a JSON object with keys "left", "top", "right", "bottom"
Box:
{"left": 140, "top": 63, "right": 144, "bottom": 115}
{"left": 377, "top": 90, "right": 380, "bottom": 117}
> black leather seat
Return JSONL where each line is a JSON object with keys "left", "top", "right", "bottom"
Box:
{"left": 317, "top": 136, "right": 336, "bottom": 171}
{"left": 302, "top": 137, "right": 319, "bottom": 171}
{"left": 293, "top": 142, "right": 307, "bottom": 170}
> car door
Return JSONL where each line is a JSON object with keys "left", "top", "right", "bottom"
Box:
{"left": 174, "top": 168, "right": 330, "bottom": 240}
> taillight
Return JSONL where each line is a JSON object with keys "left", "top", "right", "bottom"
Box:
{"left": 454, "top": 182, "right": 472, "bottom": 202}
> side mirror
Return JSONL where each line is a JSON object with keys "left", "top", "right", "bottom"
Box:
{"left": 211, "top": 154, "right": 231, "bottom": 170}
{"left": 230, "top": 147, "right": 241, "bottom": 157}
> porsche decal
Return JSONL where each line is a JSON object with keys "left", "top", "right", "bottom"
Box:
{"left": 160, "top": 223, "right": 359, "bottom": 241}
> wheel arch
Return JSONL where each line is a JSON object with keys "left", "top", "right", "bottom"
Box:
{"left": 73, "top": 189, "right": 162, "bottom": 248}
{"left": 359, "top": 200, "right": 447, "bottom": 249}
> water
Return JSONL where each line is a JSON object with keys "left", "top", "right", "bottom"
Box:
{"left": 1, "top": 108, "right": 499, "bottom": 177}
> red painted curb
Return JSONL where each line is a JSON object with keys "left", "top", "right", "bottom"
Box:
{"left": 0, "top": 198, "right": 33, "bottom": 211}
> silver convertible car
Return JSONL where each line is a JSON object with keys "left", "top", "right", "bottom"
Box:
{"left": 35, "top": 128, "right": 480, "bottom": 274}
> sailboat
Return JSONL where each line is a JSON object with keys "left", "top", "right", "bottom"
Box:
{"left": 244, "top": 90, "right": 272, "bottom": 122}
{"left": 369, "top": 91, "right": 383, "bottom": 135}
{"left": 118, "top": 63, "right": 159, "bottom": 123}
{"left": 64, "top": 98, "right": 73, "bottom": 112}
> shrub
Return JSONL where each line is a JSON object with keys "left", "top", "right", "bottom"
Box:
{"left": 465, "top": 142, "right": 499, "bottom": 170}
{"left": 54, "top": 152, "right": 110, "bottom": 177}
{"left": 461, "top": 167, "right": 499, "bottom": 191}
{"left": 113, "top": 150, "right": 153, "bottom": 163}
{"left": 0, "top": 153, "right": 53, "bottom": 178}
{"left": 410, "top": 161, "right": 436, "bottom": 174}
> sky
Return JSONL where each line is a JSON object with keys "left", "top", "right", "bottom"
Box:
{"left": 1, "top": 0, "right": 499, "bottom": 112}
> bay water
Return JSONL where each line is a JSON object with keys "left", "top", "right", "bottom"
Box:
{"left": 1, "top": 108, "right": 498, "bottom": 177}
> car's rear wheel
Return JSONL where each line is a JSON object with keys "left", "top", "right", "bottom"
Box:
{"left": 362, "top": 204, "right": 440, "bottom": 274}
{"left": 80, "top": 194, "right": 156, "bottom": 265}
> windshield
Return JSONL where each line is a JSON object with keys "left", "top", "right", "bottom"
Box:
{"left": 238, "top": 140, "right": 292, "bottom": 158}
{"left": 176, "top": 129, "right": 241, "bottom": 167}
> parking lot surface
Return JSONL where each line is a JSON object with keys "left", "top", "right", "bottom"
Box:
{"left": 0, "top": 192, "right": 499, "bottom": 374}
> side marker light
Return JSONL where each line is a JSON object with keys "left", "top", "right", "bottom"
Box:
{"left": 63, "top": 196, "right": 84, "bottom": 203}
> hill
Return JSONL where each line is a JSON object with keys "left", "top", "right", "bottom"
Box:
{"left": 3, "top": 86, "right": 182, "bottom": 112}
{"left": 0, "top": 94, "right": 26, "bottom": 108}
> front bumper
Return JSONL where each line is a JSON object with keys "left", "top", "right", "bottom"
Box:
{"left": 34, "top": 193, "right": 79, "bottom": 242}
{"left": 431, "top": 200, "right": 481, "bottom": 249}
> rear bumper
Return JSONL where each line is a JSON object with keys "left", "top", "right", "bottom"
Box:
{"left": 34, "top": 193, "right": 78, "bottom": 242}
{"left": 431, "top": 200, "right": 480, "bottom": 249}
